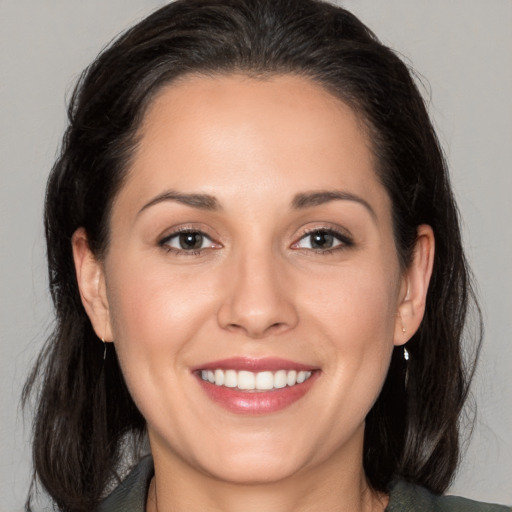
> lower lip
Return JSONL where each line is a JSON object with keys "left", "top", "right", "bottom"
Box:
{"left": 196, "top": 372, "right": 319, "bottom": 415}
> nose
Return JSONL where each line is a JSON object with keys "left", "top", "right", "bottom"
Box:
{"left": 217, "top": 249, "right": 299, "bottom": 339}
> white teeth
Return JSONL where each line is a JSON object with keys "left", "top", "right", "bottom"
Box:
{"left": 255, "top": 371, "right": 274, "bottom": 390}
{"left": 214, "top": 369, "right": 224, "bottom": 386}
{"left": 287, "top": 370, "right": 297, "bottom": 386}
{"left": 224, "top": 369, "right": 237, "bottom": 388}
{"left": 238, "top": 371, "right": 255, "bottom": 390}
{"left": 274, "top": 370, "right": 287, "bottom": 389}
{"left": 199, "top": 368, "right": 313, "bottom": 390}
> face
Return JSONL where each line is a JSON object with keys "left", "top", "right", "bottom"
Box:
{"left": 76, "top": 74, "right": 432, "bottom": 486}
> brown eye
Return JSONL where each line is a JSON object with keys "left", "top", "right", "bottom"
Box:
{"left": 293, "top": 228, "right": 353, "bottom": 252}
{"left": 160, "top": 230, "right": 217, "bottom": 252}
{"left": 178, "top": 232, "right": 204, "bottom": 250}
{"left": 309, "top": 231, "right": 335, "bottom": 250}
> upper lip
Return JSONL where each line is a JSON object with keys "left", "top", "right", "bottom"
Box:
{"left": 192, "top": 357, "right": 318, "bottom": 372}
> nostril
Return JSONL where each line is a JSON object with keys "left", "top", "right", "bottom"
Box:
{"left": 224, "top": 321, "right": 286, "bottom": 339}
{"left": 217, "top": 295, "right": 299, "bottom": 338}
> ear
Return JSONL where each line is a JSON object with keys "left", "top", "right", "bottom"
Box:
{"left": 394, "top": 224, "right": 435, "bottom": 346}
{"left": 72, "top": 227, "right": 113, "bottom": 342}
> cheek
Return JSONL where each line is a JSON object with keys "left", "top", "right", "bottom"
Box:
{"left": 108, "top": 255, "right": 211, "bottom": 332}
{"left": 105, "top": 259, "right": 219, "bottom": 388}
{"left": 103, "top": 261, "right": 226, "bottom": 445}
{"left": 303, "top": 262, "right": 399, "bottom": 345}
{"left": 301, "top": 262, "right": 400, "bottom": 401}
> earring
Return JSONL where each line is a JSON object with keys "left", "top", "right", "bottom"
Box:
{"left": 398, "top": 310, "right": 406, "bottom": 336}
{"left": 403, "top": 346, "right": 410, "bottom": 361}
{"left": 102, "top": 315, "right": 110, "bottom": 361}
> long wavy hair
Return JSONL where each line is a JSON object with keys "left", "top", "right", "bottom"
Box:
{"left": 23, "top": 0, "right": 481, "bottom": 510}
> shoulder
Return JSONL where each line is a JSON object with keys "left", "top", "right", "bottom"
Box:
{"left": 388, "top": 480, "right": 511, "bottom": 512}
{"left": 97, "top": 456, "right": 154, "bottom": 512}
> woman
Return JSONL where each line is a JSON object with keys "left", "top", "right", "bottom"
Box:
{"left": 23, "top": 0, "right": 510, "bottom": 511}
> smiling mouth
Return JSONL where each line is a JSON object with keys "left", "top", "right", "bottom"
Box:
{"left": 194, "top": 357, "right": 319, "bottom": 414}
{"left": 198, "top": 369, "right": 314, "bottom": 391}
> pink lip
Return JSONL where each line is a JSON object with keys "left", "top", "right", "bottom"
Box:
{"left": 193, "top": 357, "right": 320, "bottom": 415}
{"left": 192, "top": 357, "right": 317, "bottom": 372}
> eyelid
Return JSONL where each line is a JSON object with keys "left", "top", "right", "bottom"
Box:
{"left": 290, "top": 225, "right": 354, "bottom": 251}
{"left": 160, "top": 230, "right": 213, "bottom": 246}
{"left": 158, "top": 225, "right": 222, "bottom": 253}
{"left": 157, "top": 223, "right": 218, "bottom": 242}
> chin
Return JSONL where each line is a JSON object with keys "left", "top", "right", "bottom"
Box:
{"left": 199, "top": 452, "right": 303, "bottom": 485}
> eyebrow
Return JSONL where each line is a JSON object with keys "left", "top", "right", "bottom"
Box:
{"left": 138, "top": 190, "right": 221, "bottom": 215}
{"left": 137, "top": 188, "right": 375, "bottom": 219}
{"left": 291, "top": 190, "right": 376, "bottom": 220}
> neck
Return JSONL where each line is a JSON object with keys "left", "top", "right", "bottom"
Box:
{"left": 146, "top": 438, "right": 388, "bottom": 512}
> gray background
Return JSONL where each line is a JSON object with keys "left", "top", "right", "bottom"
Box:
{"left": 1, "top": 1, "right": 511, "bottom": 510}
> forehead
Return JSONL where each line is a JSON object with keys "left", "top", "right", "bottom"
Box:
{"left": 118, "top": 73, "right": 389, "bottom": 219}
{"left": 137, "top": 73, "right": 373, "bottom": 165}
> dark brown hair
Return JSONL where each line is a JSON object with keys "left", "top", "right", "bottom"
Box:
{"left": 24, "top": 1, "right": 481, "bottom": 510}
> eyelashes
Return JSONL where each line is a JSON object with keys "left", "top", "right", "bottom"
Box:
{"left": 158, "top": 228, "right": 220, "bottom": 255}
{"left": 158, "top": 226, "right": 354, "bottom": 257}
{"left": 291, "top": 228, "right": 354, "bottom": 253}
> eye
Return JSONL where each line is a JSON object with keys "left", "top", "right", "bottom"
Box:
{"left": 293, "top": 228, "right": 352, "bottom": 251}
{"left": 159, "top": 230, "right": 218, "bottom": 253}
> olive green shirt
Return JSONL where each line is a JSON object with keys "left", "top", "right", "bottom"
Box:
{"left": 98, "top": 456, "right": 511, "bottom": 512}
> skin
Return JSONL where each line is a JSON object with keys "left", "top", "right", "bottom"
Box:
{"left": 73, "top": 74, "right": 434, "bottom": 512}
